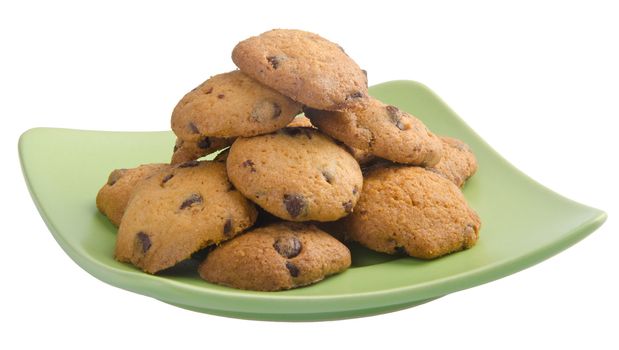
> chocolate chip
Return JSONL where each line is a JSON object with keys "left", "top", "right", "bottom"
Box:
{"left": 188, "top": 122, "right": 200, "bottom": 134}
{"left": 345, "top": 91, "right": 364, "bottom": 100}
{"left": 204, "top": 87, "right": 213, "bottom": 94}
{"left": 178, "top": 160, "right": 199, "bottom": 168}
{"left": 272, "top": 103, "right": 281, "bottom": 118}
{"left": 386, "top": 105, "right": 406, "bottom": 130}
{"left": 394, "top": 246, "right": 407, "bottom": 255}
{"left": 173, "top": 144, "right": 179, "bottom": 153}
{"left": 322, "top": 170, "right": 334, "bottom": 184}
{"left": 217, "top": 94, "right": 225, "bottom": 99}
{"left": 223, "top": 218, "right": 233, "bottom": 236}
{"left": 283, "top": 194, "right": 307, "bottom": 218}
{"left": 362, "top": 69, "right": 367, "bottom": 77}
{"left": 386, "top": 105, "right": 399, "bottom": 115}
{"left": 107, "top": 169, "right": 127, "bottom": 186}
{"left": 136, "top": 232, "right": 151, "bottom": 253}
{"left": 285, "top": 261, "right": 300, "bottom": 277}
{"left": 251, "top": 100, "right": 281, "bottom": 122}
{"left": 180, "top": 193, "right": 203, "bottom": 209}
{"left": 273, "top": 236, "right": 302, "bottom": 258}
{"left": 242, "top": 159, "right": 256, "bottom": 172}
{"left": 161, "top": 173, "right": 174, "bottom": 186}
{"left": 197, "top": 137, "right": 211, "bottom": 149}
{"left": 342, "top": 200, "right": 353, "bottom": 214}
{"left": 352, "top": 185, "right": 359, "bottom": 195}
{"left": 267, "top": 56, "right": 282, "bottom": 69}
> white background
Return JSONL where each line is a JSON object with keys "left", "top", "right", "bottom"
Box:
{"left": 1, "top": 1, "right": 617, "bottom": 349}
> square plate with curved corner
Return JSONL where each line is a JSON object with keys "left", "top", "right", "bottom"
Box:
{"left": 19, "top": 80, "right": 606, "bottom": 321}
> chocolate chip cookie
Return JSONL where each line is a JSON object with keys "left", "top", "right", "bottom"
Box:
{"left": 226, "top": 127, "right": 363, "bottom": 222}
{"left": 344, "top": 165, "right": 481, "bottom": 259}
{"left": 171, "top": 70, "right": 302, "bottom": 140}
{"left": 305, "top": 98, "right": 443, "bottom": 166}
{"left": 115, "top": 160, "right": 258, "bottom": 274}
{"left": 427, "top": 136, "right": 478, "bottom": 187}
{"left": 199, "top": 222, "right": 351, "bottom": 291}
{"left": 96, "top": 163, "right": 170, "bottom": 226}
{"left": 232, "top": 29, "right": 368, "bottom": 110}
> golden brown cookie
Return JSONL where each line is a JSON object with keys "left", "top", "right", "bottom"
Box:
{"left": 344, "top": 165, "right": 481, "bottom": 259}
{"left": 305, "top": 98, "right": 443, "bottom": 166}
{"left": 170, "top": 137, "right": 234, "bottom": 165}
{"left": 232, "top": 29, "right": 368, "bottom": 111}
{"left": 171, "top": 70, "right": 302, "bottom": 140}
{"left": 227, "top": 127, "right": 363, "bottom": 222}
{"left": 199, "top": 222, "right": 351, "bottom": 291}
{"left": 115, "top": 160, "right": 258, "bottom": 274}
{"left": 96, "top": 163, "right": 170, "bottom": 226}
{"left": 427, "top": 136, "right": 478, "bottom": 187}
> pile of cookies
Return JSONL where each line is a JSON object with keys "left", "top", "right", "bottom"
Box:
{"left": 96, "top": 29, "right": 481, "bottom": 291}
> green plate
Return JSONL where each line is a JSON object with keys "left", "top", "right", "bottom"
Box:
{"left": 19, "top": 80, "right": 606, "bottom": 321}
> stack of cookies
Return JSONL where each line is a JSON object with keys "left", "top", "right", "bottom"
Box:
{"left": 96, "top": 29, "right": 481, "bottom": 291}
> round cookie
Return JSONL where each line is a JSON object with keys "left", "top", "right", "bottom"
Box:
{"left": 344, "top": 165, "right": 481, "bottom": 259}
{"left": 199, "top": 222, "right": 351, "bottom": 291}
{"left": 96, "top": 163, "right": 170, "bottom": 226}
{"left": 115, "top": 160, "right": 258, "bottom": 274}
{"left": 427, "top": 136, "right": 478, "bottom": 187}
{"left": 227, "top": 127, "right": 363, "bottom": 222}
{"left": 171, "top": 136, "right": 234, "bottom": 165}
{"left": 305, "top": 98, "right": 443, "bottom": 166}
{"left": 232, "top": 29, "right": 369, "bottom": 111}
{"left": 171, "top": 70, "right": 302, "bottom": 140}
